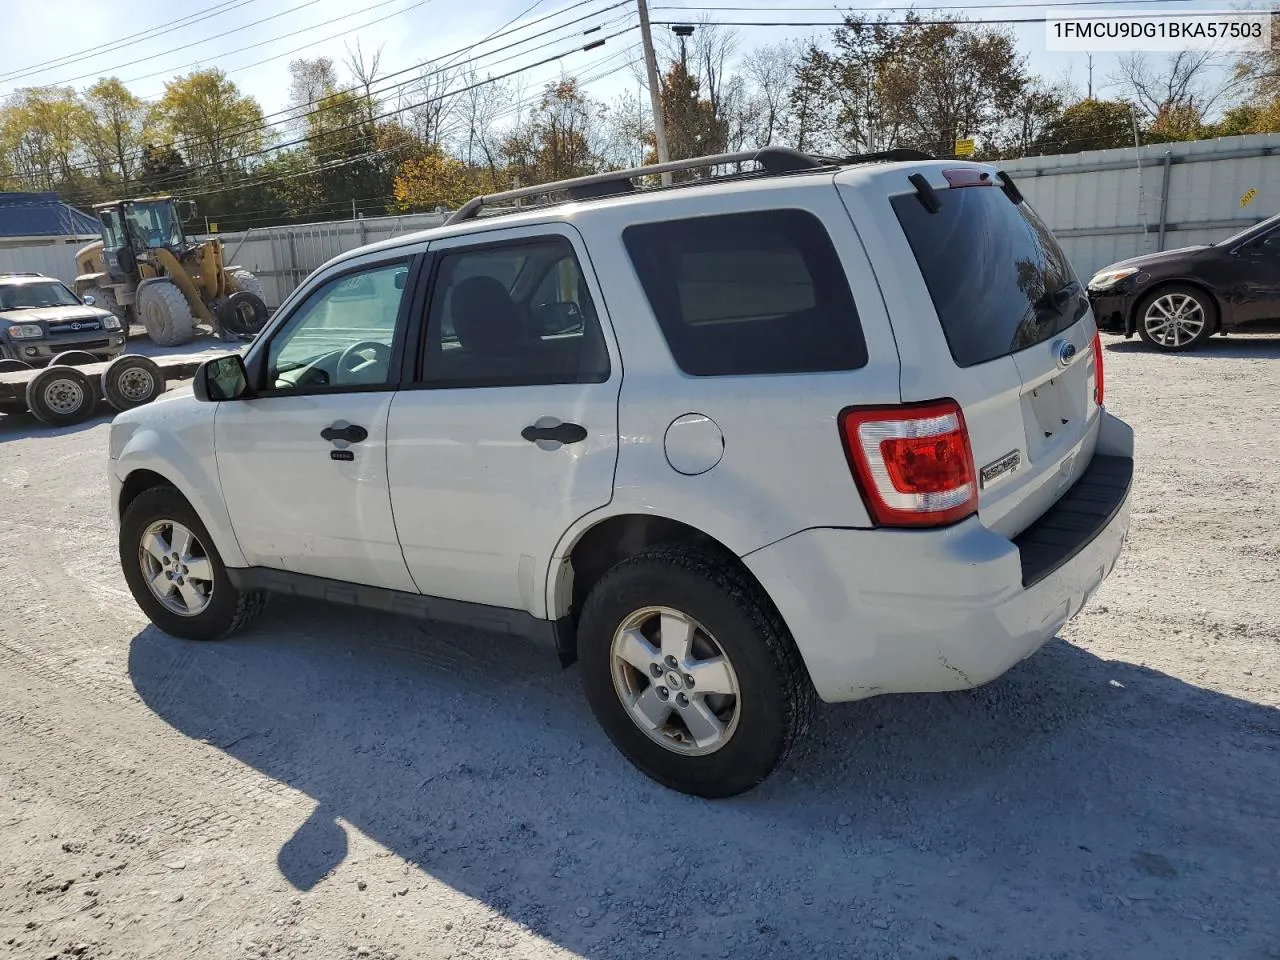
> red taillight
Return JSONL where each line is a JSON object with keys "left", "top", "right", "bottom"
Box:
{"left": 1092, "top": 331, "right": 1105, "bottom": 407}
{"left": 839, "top": 399, "right": 978, "bottom": 528}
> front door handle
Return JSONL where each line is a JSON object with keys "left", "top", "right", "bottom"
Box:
{"left": 321, "top": 423, "right": 368, "bottom": 443}
{"left": 521, "top": 421, "right": 587, "bottom": 445}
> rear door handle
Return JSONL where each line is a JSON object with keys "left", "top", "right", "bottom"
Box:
{"left": 321, "top": 423, "right": 368, "bottom": 443}
{"left": 521, "top": 421, "right": 587, "bottom": 445}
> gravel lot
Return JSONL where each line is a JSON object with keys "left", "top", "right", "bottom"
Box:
{"left": 1, "top": 335, "right": 1278, "bottom": 960}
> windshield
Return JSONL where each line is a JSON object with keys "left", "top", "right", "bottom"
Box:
{"left": 1216, "top": 212, "right": 1280, "bottom": 247}
{"left": 124, "top": 201, "right": 184, "bottom": 250}
{"left": 0, "top": 281, "right": 82, "bottom": 310}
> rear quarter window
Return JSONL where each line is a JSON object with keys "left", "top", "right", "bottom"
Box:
{"left": 623, "top": 209, "right": 867, "bottom": 377}
{"left": 891, "top": 186, "right": 1081, "bottom": 368}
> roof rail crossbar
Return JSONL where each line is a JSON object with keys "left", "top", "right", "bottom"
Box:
{"left": 445, "top": 146, "right": 834, "bottom": 225}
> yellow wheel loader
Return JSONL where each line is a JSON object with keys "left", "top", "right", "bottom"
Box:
{"left": 73, "top": 197, "right": 268, "bottom": 347}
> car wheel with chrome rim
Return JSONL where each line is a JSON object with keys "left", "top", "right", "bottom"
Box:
{"left": 1136, "top": 285, "right": 1215, "bottom": 352}
{"left": 578, "top": 543, "right": 814, "bottom": 797}
{"left": 119, "top": 485, "right": 267, "bottom": 641}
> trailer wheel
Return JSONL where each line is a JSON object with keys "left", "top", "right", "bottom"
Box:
{"left": 0, "top": 359, "right": 33, "bottom": 373}
{"left": 26, "top": 365, "right": 96, "bottom": 426}
{"left": 102, "top": 355, "right": 165, "bottom": 411}
{"left": 51, "top": 350, "right": 99, "bottom": 366}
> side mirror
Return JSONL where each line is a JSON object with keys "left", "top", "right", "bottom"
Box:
{"left": 193, "top": 354, "right": 249, "bottom": 402}
{"left": 82, "top": 295, "right": 96, "bottom": 306}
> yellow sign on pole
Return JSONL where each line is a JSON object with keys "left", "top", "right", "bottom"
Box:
{"left": 955, "top": 138, "right": 976, "bottom": 157}
{"left": 209, "top": 222, "right": 219, "bottom": 232}
{"left": 1239, "top": 188, "right": 1258, "bottom": 208}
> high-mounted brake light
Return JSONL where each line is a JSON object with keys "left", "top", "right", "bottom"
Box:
{"left": 1092, "top": 331, "right": 1105, "bottom": 407}
{"left": 839, "top": 400, "right": 978, "bottom": 528}
{"left": 942, "top": 168, "right": 992, "bottom": 188}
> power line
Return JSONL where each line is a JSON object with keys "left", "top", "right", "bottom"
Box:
{"left": 653, "top": 0, "right": 1201, "bottom": 10}
{"left": 176, "top": 26, "right": 637, "bottom": 198}
{"left": 122, "top": 0, "right": 442, "bottom": 91}
{"left": 138, "top": 0, "right": 628, "bottom": 156}
{"left": 30, "top": 0, "right": 332, "bottom": 90}
{"left": 0, "top": 0, "right": 258, "bottom": 83}
{"left": 654, "top": 7, "right": 1221, "bottom": 26}
{"left": 8, "top": 0, "right": 630, "bottom": 187}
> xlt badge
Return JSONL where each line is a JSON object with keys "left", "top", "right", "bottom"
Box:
{"left": 980, "top": 449, "right": 1021, "bottom": 488}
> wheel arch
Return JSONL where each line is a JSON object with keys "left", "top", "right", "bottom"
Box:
{"left": 546, "top": 511, "right": 786, "bottom": 665}
{"left": 1127, "top": 278, "right": 1223, "bottom": 335}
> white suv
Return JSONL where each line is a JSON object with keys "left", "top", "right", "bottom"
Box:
{"left": 109, "top": 147, "right": 1133, "bottom": 797}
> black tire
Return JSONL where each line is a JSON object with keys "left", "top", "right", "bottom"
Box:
{"left": 50, "top": 350, "right": 99, "bottom": 367}
{"left": 25, "top": 365, "right": 96, "bottom": 426}
{"left": 217, "top": 290, "right": 269, "bottom": 336}
{"left": 119, "top": 485, "right": 267, "bottom": 642}
{"left": 0, "top": 358, "right": 33, "bottom": 373}
{"left": 101, "top": 355, "right": 165, "bottom": 411}
{"left": 136, "top": 280, "right": 197, "bottom": 347}
{"left": 577, "top": 544, "right": 815, "bottom": 798}
{"left": 1136, "top": 284, "right": 1216, "bottom": 351}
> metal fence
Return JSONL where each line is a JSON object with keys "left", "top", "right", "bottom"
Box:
{"left": 5, "top": 135, "right": 1280, "bottom": 301}
{"left": 0, "top": 239, "right": 96, "bottom": 284}
{"left": 1003, "top": 132, "right": 1280, "bottom": 279}
{"left": 204, "top": 211, "right": 449, "bottom": 307}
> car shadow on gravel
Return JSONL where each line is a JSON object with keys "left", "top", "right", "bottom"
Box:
{"left": 127, "top": 601, "right": 1280, "bottom": 959}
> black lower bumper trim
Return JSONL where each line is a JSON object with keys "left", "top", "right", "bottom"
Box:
{"left": 1014, "top": 453, "right": 1133, "bottom": 588}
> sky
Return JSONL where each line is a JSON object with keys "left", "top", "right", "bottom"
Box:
{"left": 0, "top": 0, "right": 1266, "bottom": 131}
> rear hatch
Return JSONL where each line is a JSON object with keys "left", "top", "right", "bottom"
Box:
{"left": 837, "top": 163, "right": 1102, "bottom": 538}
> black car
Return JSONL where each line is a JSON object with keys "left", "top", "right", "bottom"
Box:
{"left": 1087, "top": 213, "right": 1280, "bottom": 351}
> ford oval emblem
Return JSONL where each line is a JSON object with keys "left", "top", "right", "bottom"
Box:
{"left": 1055, "top": 340, "right": 1077, "bottom": 367}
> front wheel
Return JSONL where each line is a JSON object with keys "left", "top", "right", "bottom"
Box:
{"left": 577, "top": 544, "right": 814, "bottom": 798}
{"left": 1137, "top": 285, "right": 1216, "bottom": 351}
{"left": 119, "top": 485, "right": 266, "bottom": 641}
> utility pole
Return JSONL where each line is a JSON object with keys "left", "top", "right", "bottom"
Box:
{"left": 637, "top": 0, "right": 672, "bottom": 186}
{"left": 1087, "top": 55, "right": 1094, "bottom": 100}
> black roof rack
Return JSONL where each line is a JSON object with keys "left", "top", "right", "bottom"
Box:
{"left": 445, "top": 145, "right": 935, "bottom": 225}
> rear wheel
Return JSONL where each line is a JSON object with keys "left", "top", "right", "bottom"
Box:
{"left": 136, "top": 280, "right": 197, "bottom": 347}
{"left": 578, "top": 544, "right": 814, "bottom": 797}
{"left": 119, "top": 485, "right": 266, "bottom": 641}
{"left": 1137, "top": 285, "right": 1215, "bottom": 351}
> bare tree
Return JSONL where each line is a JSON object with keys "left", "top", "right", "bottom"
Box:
{"left": 742, "top": 42, "right": 799, "bottom": 146}
{"left": 344, "top": 40, "right": 385, "bottom": 125}
{"left": 600, "top": 90, "right": 651, "bottom": 168}
{"left": 287, "top": 57, "right": 339, "bottom": 132}
{"left": 406, "top": 65, "right": 462, "bottom": 149}
{"left": 1111, "top": 51, "right": 1240, "bottom": 121}
{"left": 454, "top": 69, "right": 511, "bottom": 184}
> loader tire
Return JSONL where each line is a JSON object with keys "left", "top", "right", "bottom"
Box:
{"left": 137, "top": 281, "right": 197, "bottom": 347}
{"left": 227, "top": 268, "right": 266, "bottom": 303}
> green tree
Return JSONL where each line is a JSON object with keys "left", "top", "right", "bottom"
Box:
{"left": 1032, "top": 99, "right": 1133, "bottom": 154}
{"left": 504, "top": 79, "right": 602, "bottom": 184}
{"left": 148, "top": 69, "right": 269, "bottom": 181}
{"left": 137, "top": 143, "right": 192, "bottom": 194}
{"left": 81, "top": 78, "right": 144, "bottom": 181}
{"left": 0, "top": 86, "right": 89, "bottom": 190}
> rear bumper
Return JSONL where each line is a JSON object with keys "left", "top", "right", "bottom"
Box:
{"left": 743, "top": 412, "right": 1134, "bottom": 704}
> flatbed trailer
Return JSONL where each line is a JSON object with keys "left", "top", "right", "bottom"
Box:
{"left": 0, "top": 348, "right": 230, "bottom": 426}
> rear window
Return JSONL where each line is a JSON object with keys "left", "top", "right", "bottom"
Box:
{"left": 892, "top": 186, "right": 1082, "bottom": 368}
{"left": 623, "top": 209, "right": 867, "bottom": 377}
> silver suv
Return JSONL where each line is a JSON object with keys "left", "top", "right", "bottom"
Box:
{"left": 109, "top": 147, "right": 1134, "bottom": 797}
{"left": 0, "top": 272, "right": 125, "bottom": 366}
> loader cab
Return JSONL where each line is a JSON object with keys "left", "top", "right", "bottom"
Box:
{"left": 95, "top": 199, "right": 191, "bottom": 280}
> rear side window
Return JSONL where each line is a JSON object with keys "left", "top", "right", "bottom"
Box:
{"left": 892, "top": 186, "right": 1081, "bottom": 368}
{"left": 623, "top": 210, "right": 867, "bottom": 376}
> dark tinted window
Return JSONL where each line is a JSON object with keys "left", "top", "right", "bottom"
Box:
{"left": 421, "top": 237, "right": 610, "bottom": 387}
{"left": 892, "top": 187, "right": 1083, "bottom": 368}
{"left": 623, "top": 210, "right": 867, "bottom": 376}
